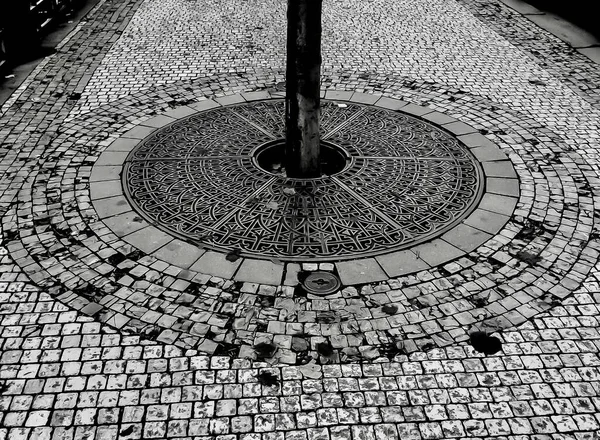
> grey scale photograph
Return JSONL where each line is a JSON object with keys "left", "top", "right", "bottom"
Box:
{"left": 0, "top": 0, "right": 600, "bottom": 439}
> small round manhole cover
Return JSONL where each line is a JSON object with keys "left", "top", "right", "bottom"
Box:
{"left": 303, "top": 271, "right": 341, "bottom": 296}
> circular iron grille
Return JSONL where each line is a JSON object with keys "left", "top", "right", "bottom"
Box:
{"left": 123, "top": 100, "right": 484, "bottom": 261}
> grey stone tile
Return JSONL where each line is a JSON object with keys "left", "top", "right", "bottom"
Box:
{"left": 457, "top": 133, "right": 499, "bottom": 149}
{"left": 350, "top": 92, "right": 380, "bottom": 105}
{"left": 400, "top": 103, "right": 433, "bottom": 116}
{"left": 373, "top": 96, "right": 409, "bottom": 111}
{"left": 140, "top": 114, "right": 177, "bottom": 128}
{"left": 442, "top": 121, "right": 478, "bottom": 135}
{"left": 123, "top": 226, "right": 173, "bottom": 254}
{"left": 464, "top": 208, "right": 511, "bottom": 235}
{"left": 422, "top": 111, "right": 457, "bottom": 125}
{"left": 121, "top": 125, "right": 156, "bottom": 140}
{"left": 93, "top": 196, "right": 132, "bottom": 219}
{"left": 268, "top": 92, "right": 286, "bottom": 102}
{"left": 189, "top": 99, "right": 221, "bottom": 112}
{"left": 165, "top": 105, "right": 197, "bottom": 119}
{"left": 284, "top": 263, "right": 302, "bottom": 286}
{"left": 101, "top": 211, "right": 149, "bottom": 237}
{"left": 412, "top": 239, "right": 464, "bottom": 266}
{"left": 95, "top": 151, "right": 130, "bottom": 166}
{"left": 376, "top": 250, "right": 430, "bottom": 277}
{"left": 80, "top": 302, "right": 103, "bottom": 316}
{"left": 335, "top": 258, "right": 388, "bottom": 285}
{"left": 234, "top": 259, "right": 284, "bottom": 284}
{"left": 2, "top": 0, "right": 598, "bottom": 400}
{"left": 241, "top": 91, "right": 272, "bottom": 101}
{"left": 90, "top": 165, "right": 122, "bottom": 182}
{"left": 189, "top": 250, "right": 242, "bottom": 278}
{"left": 470, "top": 146, "right": 508, "bottom": 162}
{"left": 215, "top": 95, "right": 245, "bottom": 106}
{"left": 486, "top": 177, "right": 520, "bottom": 197}
{"left": 151, "top": 240, "right": 205, "bottom": 269}
{"left": 482, "top": 161, "right": 518, "bottom": 179}
{"left": 105, "top": 137, "right": 140, "bottom": 152}
{"left": 90, "top": 180, "right": 123, "bottom": 200}
{"left": 441, "top": 224, "right": 493, "bottom": 253}
{"left": 325, "top": 90, "right": 354, "bottom": 101}
{"left": 478, "top": 193, "right": 518, "bottom": 216}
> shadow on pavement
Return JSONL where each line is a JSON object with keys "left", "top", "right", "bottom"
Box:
{"left": 0, "top": 0, "right": 101, "bottom": 107}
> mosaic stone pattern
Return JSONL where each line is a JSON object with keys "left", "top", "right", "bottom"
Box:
{"left": 0, "top": 0, "right": 599, "bottom": 438}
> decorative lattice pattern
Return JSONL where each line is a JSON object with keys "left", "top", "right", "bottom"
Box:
{"left": 123, "top": 100, "right": 483, "bottom": 261}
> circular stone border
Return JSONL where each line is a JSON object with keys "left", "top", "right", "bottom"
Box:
{"left": 90, "top": 91, "right": 519, "bottom": 286}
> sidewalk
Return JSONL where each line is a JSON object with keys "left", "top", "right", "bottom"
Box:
{"left": 1, "top": 0, "right": 600, "bottom": 439}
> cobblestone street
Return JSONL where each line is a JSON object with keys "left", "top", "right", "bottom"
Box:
{"left": 1, "top": 0, "right": 600, "bottom": 439}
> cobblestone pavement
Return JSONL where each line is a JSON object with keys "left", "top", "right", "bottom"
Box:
{"left": 1, "top": 0, "right": 600, "bottom": 439}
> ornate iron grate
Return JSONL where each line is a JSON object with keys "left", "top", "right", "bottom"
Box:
{"left": 123, "top": 100, "right": 484, "bottom": 261}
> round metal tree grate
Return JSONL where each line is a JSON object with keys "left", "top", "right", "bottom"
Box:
{"left": 302, "top": 272, "right": 342, "bottom": 296}
{"left": 123, "top": 99, "right": 484, "bottom": 261}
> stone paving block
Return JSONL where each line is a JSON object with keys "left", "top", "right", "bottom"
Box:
{"left": 374, "top": 97, "right": 409, "bottom": 111}
{"left": 470, "top": 146, "right": 508, "bottom": 162}
{"left": 164, "top": 105, "right": 197, "bottom": 119}
{"left": 0, "top": 2, "right": 598, "bottom": 438}
{"left": 234, "top": 258, "right": 284, "bottom": 284}
{"left": 269, "top": 90, "right": 287, "bottom": 99}
{"left": 80, "top": 302, "right": 103, "bottom": 316}
{"left": 284, "top": 263, "right": 302, "bottom": 286}
{"left": 463, "top": 208, "right": 511, "bottom": 235}
{"left": 412, "top": 239, "right": 464, "bottom": 266}
{"left": 94, "top": 151, "right": 130, "bottom": 166}
{"left": 442, "top": 121, "right": 478, "bottom": 135}
{"left": 422, "top": 111, "right": 456, "bottom": 125}
{"left": 101, "top": 211, "right": 149, "bottom": 237}
{"left": 335, "top": 258, "right": 388, "bottom": 285}
{"left": 350, "top": 92, "right": 380, "bottom": 105}
{"left": 482, "top": 161, "right": 518, "bottom": 179}
{"left": 189, "top": 99, "right": 221, "bottom": 112}
{"left": 140, "top": 114, "right": 177, "bottom": 128}
{"left": 93, "top": 195, "right": 132, "bottom": 219}
{"left": 241, "top": 91, "right": 272, "bottom": 101}
{"left": 457, "top": 133, "right": 499, "bottom": 150}
{"left": 151, "top": 240, "right": 205, "bottom": 270}
{"left": 215, "top": 94, "right": 246, "bottom": 106}
{"left": 376, "top": 250, "right": 430, "bottom": 277}
{"left": 90, "top": 165, "right": 122, "bottom": 182}
{"left": 325, "top": 90, "right": 354, "bottom": 101}
{"left": 478, "top": 193, "right": 518, "bottom": 216}
{"left": 441, "top": 224, "right": 493, "bottom": 253}
{"left": 123, "top": 226, "right": 173, "bottom": 254}
{"left": 189, "top": 250, "right": 242, "bottom": 278}
{"left": 121, "top": 125, "right": 157, "bottom": 140}
{"left": 90, "top": 180, "right": 123, "bottom": 200}
{"left": 486, "top": 177, "right": 520, "bottom": 197}
{"left": 105, "top": 137, "right": 140, "bottom": 152}
{"left": 399, "top": 103, "right": 433, "bottom": 116}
